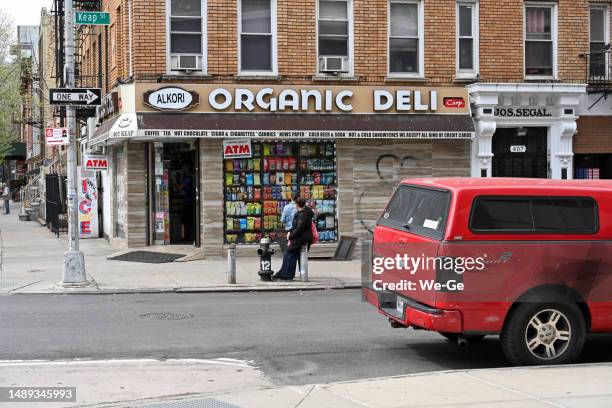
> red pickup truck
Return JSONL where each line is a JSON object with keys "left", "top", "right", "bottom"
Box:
{"left": 364, "top": 178, "right": 612, "bottom": 365}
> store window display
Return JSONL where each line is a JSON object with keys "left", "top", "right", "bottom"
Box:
{"left": 224, "top": 141, "right": 338, "bottom": 244}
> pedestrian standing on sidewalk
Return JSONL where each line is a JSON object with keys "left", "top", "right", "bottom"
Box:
{"left": 2, "top": 183, "right": 10, "bottom": 215}
{"left": 273, "top": 197, "right": 314, "bottom": 281}
{"left": 280, "top": 193, "right": 299, "bottom": 231}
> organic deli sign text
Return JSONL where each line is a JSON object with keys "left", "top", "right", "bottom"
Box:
{"left": 138, "top": 85, "right": 469, "bottom": 114}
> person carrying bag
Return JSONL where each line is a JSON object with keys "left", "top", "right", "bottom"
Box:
{"left": 273, "top": 197, "right": 314, "bottom": 281}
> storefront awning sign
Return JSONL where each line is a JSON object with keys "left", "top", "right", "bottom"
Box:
{"left": 137, "top": 84, "right": 470, "bottom": 115}
{"left": 223, "top": 139, "right": 253, "bottom": 159}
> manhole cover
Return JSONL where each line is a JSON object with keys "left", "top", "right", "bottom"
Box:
{"left": 140, "top": 312, "right": 194, "bottom": 321}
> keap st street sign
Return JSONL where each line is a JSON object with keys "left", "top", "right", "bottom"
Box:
{"left": 75, "top": 11, "right": 110, "bottom": 25}
{"left": 223, "top": 139, "right": 252, "bottom": 159}
{"left": 84, "top": 154, "right": 109, "bottom": 171}
{"left": 45, "top": 127, "right": 70, "bottom": 146}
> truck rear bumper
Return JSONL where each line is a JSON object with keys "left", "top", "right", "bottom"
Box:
{"left": 363, "top": 287, "right": 463, "bottom": 333}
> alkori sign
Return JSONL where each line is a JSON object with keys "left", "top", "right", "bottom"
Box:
{"left": 139, "top": 85, "right": 468, "bottom": 114}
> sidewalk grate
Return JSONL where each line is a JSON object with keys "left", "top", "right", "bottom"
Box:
{"left": 143, "top": 398, "right": 242, "bottom": 408}
{"left": 109, "top": 251, "right": 185, "bottom": 264}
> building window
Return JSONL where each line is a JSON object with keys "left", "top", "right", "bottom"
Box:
{"left": 388, "top": 0, "right": 422, "bottom": 76}
{"left": 239, "top": 0, "right": 276, "bottom": 74}
{"left": 457, "top": 1, "right": 478, "bottom": 77}
{"left": 589, "top": 6, "right": 609, "bottom": 79}
{"left": 525, "top": 4, "right": 556, "bottom": 77}
{"left": 318, "top": 0, "right": 351, "bottom": 74}
{"left": 168, "top": 0, "right": 205, "bottom": 72}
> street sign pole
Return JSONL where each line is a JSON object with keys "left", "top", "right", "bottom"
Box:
{"left": 61, "top": 0, "right": 88, "bottom": 286}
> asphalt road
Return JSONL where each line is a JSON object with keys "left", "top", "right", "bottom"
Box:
{"left": 1, "top": 290, "right": 611, "bottom": 385}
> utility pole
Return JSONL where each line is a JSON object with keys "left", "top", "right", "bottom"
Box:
{"left": 61, "top": 0, "right": 88, "bottom": 286}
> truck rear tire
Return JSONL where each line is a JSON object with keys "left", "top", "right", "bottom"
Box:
{"left": 501, "top": 302, "right": 585, "bottom": 366}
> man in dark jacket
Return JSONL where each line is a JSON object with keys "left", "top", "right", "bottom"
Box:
{"left": 273, "top": 197, "right": 313, "bottom": 281}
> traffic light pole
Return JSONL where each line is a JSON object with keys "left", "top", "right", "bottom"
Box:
{"left": 61, "top": 0, "right": 88, "bottom": 286}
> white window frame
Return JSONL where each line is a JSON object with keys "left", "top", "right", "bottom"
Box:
{"left": 237, "top": 0, "right": 278, "bottom": 76}
{"left": 589, "top": 4, "right": 609, "bottom": 79}
{"left": 316, "top": 0, "right": 354, "bottom": 76}
{"left": 166, "top": 0, "right": 208, "bottom": 75}
{"left": 524, "top": 2, "right": 557, "bottom": 80}
{"left": 456, "top": 0, "right": 479, "bottom": 79}
{"left": 387, "top": 0, "right": 424, "bottom": 79}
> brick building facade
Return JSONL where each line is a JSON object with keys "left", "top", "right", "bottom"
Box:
{"left": 68, "top": 0, "right": 611, "bottom": 253}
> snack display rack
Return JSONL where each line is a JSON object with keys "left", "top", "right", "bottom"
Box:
{"left": 224, "top": 141, "right": 337, "bottom": 244}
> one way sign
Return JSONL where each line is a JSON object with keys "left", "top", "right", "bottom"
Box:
{"left": 49, "top": 88, "right": 102, "bottom": 106}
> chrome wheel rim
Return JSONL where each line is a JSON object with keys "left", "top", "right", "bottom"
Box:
{"left": 524, "top": 309, "right": 572, "bottom": 361}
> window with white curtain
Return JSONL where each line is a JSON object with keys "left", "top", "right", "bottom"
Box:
{"left": 525, "top": 4, "right": 556, "bottom": 77}
{"left": 457, "top": 1, "right": 478, "bottom": 77}
{"left": 240, "top": 0, "right": 275, "bottom": 73}
{"left": 388, "top": 0, "right": 421, "bottom": 76}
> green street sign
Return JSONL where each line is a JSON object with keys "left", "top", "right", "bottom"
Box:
{"left": 75, "top": 11, "right": 110, "bottom": 26}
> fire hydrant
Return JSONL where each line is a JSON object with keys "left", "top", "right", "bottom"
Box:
{"left": 257, "top": 237, "right": 275, "bottom": 281}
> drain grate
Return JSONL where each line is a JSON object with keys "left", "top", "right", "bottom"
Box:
{"left": 143, "top": 398, "right": 242, "bottom": 408}
{"left": 140, "top": 312, "right": 194, "bottom": 321}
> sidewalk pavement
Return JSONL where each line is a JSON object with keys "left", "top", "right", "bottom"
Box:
{"left": 0, "top": 203, "right": 361, "bottom": 294}
{"left": 0, "top": 358, "right": 610, "bottom": 407}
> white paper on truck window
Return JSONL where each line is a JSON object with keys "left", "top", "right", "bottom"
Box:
{"left": 423, "top": 219, "right": 440, "bottom": 230}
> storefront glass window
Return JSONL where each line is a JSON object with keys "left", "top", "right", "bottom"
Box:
{"left": 224, "top": 141, "right": 338, "bottom": 245}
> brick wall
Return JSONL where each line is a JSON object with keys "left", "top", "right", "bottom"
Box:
{"left": 575, "top": 117, "right": 612, "bottom": 154}
{"left": 82, "top": 0, "right": 598, "bottom": 87}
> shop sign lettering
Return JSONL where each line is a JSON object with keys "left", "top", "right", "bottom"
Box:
{"left": 136, "top": 129, "right": 474, "bottom": 139}
{"left": 78, "top": 167, "right": 99, "bottom": 239}
{"left": 495, "top": 107, "right": 553, "bottom": 117}
{"left": 223, "top": 139, "right": 253, "bottom": 159}
{"left": 144, "top": 86, "right": 200, "bottom": 111}
{"left": 140, "top": 85, "right": 470, "bottom": 114}
{"left": 84, "top": 154, "right": 109, "bottom": 170}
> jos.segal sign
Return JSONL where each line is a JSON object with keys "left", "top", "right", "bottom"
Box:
{"left": 144, "top": 86, "right": 200, "bottom": 111}
{"left": 138, "top": 84, "right": 469, "bottom": 115}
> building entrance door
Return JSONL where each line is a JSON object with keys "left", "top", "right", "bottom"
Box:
{"left": 151, "top": 142, "right": 198, "bottom": 245}
{"left": 492, "top": 127, "right": 548, "bottom": 178}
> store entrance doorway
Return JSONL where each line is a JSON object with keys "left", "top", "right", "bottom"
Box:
{"left": 151, "top": 142, "right": 198, "bottom": 245}
{"left": 492, "top": 127, "right": 548, "bottom": 178}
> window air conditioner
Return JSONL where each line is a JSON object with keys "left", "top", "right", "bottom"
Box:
{"left": 319, "top": 56, "right": 350, "bottom": 74}
{"left": 171, "top": 55, "right": 202, "bottom": 72}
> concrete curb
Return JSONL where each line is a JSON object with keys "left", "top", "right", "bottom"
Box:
{"left": 7, "top": 283, "right": 363, "bottom": 295}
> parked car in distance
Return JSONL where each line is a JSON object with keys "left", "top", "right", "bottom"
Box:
{"left": 364, "top": 177, "right": 612, "bottom": 365}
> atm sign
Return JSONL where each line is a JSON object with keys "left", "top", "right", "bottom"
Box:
{"left": 84, "top": 155, "right": 109, "bottom": 171}
{"left": 223, "top": 139, "right": 253, "bottom": 159}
